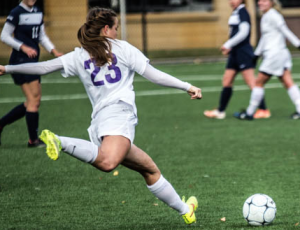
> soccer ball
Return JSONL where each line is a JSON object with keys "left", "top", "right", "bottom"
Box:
{"left": 243, "top": 194, "right": 276, "bottom": 226}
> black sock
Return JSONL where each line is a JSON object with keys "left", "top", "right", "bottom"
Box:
{"left": 25, "top": 112, "right": 39, "bottom": 142}
{"left": 258, "top": 97, "right": 267, "bottom": 110}
{"left": 0, "top": 103, "right": 26, "bottom": 128}
{"left": 218, "top": 87, "right": 233, "bottom": 112}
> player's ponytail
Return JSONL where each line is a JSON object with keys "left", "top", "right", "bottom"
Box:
{"left": 77, "top": 7, "right": 117, "bottom": 66}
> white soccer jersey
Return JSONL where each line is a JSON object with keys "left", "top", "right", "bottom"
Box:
{"left": 59, "top": 39, "right": 149, "bottom": 119}
{"left": 255, "top": 8, "right": 300, "bottom": 55}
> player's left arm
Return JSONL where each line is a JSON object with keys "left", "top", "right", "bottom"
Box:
{"left": 141, "top": 64, "right": 202, "bottom": 99}
{"left": 272, "top": 12, "right": 300, "bottom": 49}
{"left": 39, "top": 24, "right": 63, "bottom": 57}
{"left": 279, "top": 24, "right": 300, "bottom": 49}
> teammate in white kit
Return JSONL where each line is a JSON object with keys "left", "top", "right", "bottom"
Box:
{"left": 234, "top": 0, "right": 300, "bottom": 120}
{"left": 0, "top": 8, "right": 201, "bottom": 225}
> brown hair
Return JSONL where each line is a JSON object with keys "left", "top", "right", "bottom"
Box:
{"left": 77, "top": 7, "right": 117, "bottom": 66}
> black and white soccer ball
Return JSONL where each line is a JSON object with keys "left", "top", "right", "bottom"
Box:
{"left": 243, "top": 194, "right": 276, "bottom": 226}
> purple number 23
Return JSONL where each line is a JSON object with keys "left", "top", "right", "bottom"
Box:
{"left": 84, "top": 54, "right": 121, "bottom": 86}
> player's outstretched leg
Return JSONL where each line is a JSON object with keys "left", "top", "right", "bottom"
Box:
{"left": 39, "top": 129, "right": 62, "bottom": 160}
{"left": 121, "top": 145, "right": 198, "bottom": 224}
{"left": 182, "top": 196, "right": 198, "bottom": 224}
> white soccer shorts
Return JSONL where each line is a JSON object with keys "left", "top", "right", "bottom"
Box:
{"left": 88, "top": 101, "right": 138, "bottom": 146}
{"left": 259, "top": 48, "right": 292, "bottom": 77}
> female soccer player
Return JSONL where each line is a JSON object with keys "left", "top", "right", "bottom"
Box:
{"left": 204, "top": 0, "right": 270, "bottom": 119}
{"left": 234, "top": 0, "right": 300, "bottom": 120}
{"left": 0, "top": 7, "right": 201, "bottom": 225}
{"left": 0, "top": 0, "right": 62, "bottom": 147}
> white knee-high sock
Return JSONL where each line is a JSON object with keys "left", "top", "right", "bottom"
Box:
{"left": 147, "top": 175, "right": 189, "bottom": 215}
{"left": 288, "top": 85, "right": 300, "bottom": 114}
{"left": 246, "top": 87, "right": 265, "bottom": 116}
{"left": 57, "top": 136, "right": 99, "bottom": 163}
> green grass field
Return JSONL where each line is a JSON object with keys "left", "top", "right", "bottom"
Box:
{"left": 1, "top": 58, "right": 300, "bottom": 230}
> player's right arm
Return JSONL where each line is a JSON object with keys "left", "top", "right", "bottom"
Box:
{"left": 0, "top": 58, "right": 63, "bottom": 76}
{"left": 1, "top": 22, "right": 38, "bottom": 58}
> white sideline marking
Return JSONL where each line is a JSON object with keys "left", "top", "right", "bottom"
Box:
{"left": 1, "top": 74, "right": 300, "bottom": 84}
{"left": 1, "top": 82, "right": 299, "bottom": 104}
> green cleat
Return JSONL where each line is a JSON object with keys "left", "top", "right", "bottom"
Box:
{"left": 39, "top": 129, "right": 62, "bottom": 161}
{"left": 182, "top": 196, "right": 198, "bottom": 225}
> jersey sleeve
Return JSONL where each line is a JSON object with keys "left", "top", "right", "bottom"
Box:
{"left": 272, "top": 11, "right": 285, "bottom": 28}
{"left": 124, "top": 41, "right": 149, "bottom": 75}
{"left": 239, "top": 8, "right": 250, "bottom": 23}
{"left": 6, "top": 9, "right": 19, "bottom": 27}
{"left": 59, "top": 51, "right": 78, "bottom": 78}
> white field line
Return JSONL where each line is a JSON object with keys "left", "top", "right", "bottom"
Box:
{"left": 1, "top": 74, "right": 300, "bottom": 84}
{"left": 1, "top": 81, "right": 299, "bottom": 104}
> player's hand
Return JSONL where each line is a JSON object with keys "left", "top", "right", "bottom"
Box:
{"left": 187, "top": 85, "right": 202, "bottom": 100}
{"left": 221, "top": 46, "right": 231, "bottom": 56}
{"left": 21, "top": 45, "right": 38, "bottom": 58}
{"left": 51, "top": 49, "right": 63, "bottom": 57}
{"left": 0, "top": 65, "right": 6, "bottom": 76}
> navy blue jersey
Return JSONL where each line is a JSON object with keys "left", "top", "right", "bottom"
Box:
{"left": 7, "top": 4, "right": 43, "bottom": 64}
{"left": 228, "top": 5, "right": 251, "bottom": 50}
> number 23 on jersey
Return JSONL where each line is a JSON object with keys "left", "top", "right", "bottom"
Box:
{"left": 84, "top": 53, "right": 121, "bottom": 86}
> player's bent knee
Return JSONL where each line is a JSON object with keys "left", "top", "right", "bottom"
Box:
{"left": 94, "top": 157, "right": 119, "bottom": 172}
{"left": 98, "top": 161, "right": 119, "bottom": 172}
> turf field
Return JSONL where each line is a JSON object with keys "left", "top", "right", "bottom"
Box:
{"left": 1, "top": 58, "right": 300, "bottom": 230}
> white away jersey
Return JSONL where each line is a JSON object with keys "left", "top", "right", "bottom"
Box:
{"left": 258, "top": 9, "right": 287, "bottom": 53}
{"left": 59, "top": 39, "right": 149, "bottom": 119}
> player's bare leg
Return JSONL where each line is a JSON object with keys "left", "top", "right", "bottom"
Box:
{"left": 121, "top": 145, "right": 197, "bottom": 224}
{"left": 92, "top": 135, "right": 131, "bottom": 172}
{"left": 241, "top": 68, "right": 255, "bottom": 89}
{"left": 39, "top": 131, "right": 198, "bottom": 224}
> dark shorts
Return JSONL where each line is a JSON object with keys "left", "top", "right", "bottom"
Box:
{"left": 9, "top": 54, "right": 41, "bottom": 85}
{"left": 226, "top": 47, "right": 255, "bottom": 72}
{"left": 11, "top": 74, "right": 41, "bottom": 85}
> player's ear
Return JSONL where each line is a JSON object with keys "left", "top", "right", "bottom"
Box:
{"left": 100, "top": 25, "right": 109, "bottom": 36}
{"left": 103, "top": 25, "right": 110, "bottom": 35}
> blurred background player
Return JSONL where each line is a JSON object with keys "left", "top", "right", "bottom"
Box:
{"left": 0, "top": 7, "right": 201, "bottom": 225}
{"left": 234, "top": 0, "right": 300, "bottom": 120}
{"left": 204, "top": 0, "right": 270, "bottom": 120}
{"left": 0, "top": 0, "right": 62, "bottom": 147}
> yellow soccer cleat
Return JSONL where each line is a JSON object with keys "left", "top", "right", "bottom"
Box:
{"left": 39, "top": 129, "right": 62, "bottom": 161}
{"left": 182, "top": 196, "right": 198, "bottom": 225}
